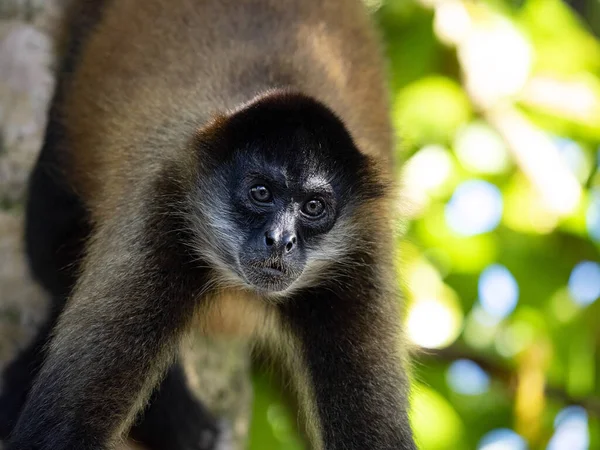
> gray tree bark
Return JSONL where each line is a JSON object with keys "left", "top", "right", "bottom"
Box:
{"left": 0, "top": 1, "right": 252, "bottom": 448}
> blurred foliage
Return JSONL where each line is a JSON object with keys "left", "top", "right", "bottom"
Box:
{"left": 248, "top": 0, "right": 600, "bottom": 449}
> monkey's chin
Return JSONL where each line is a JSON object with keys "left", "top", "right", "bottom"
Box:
{"left": 241, "top": 267, "right": 297, "bottom": 294}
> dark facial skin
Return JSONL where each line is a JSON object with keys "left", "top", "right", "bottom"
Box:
{"left": 229, "top": 156, "right": 338, "bottom": 292}
{"left": 193, "top": 94, "right": 382, "bottom": 295}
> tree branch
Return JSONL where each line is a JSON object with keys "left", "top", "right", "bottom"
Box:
{"left": 419, "top": 345, "right": 600, "bottom": 417}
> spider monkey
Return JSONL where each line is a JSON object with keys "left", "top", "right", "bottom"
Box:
{"left": 0, "top": 0, "right": 416, "bottom": 449}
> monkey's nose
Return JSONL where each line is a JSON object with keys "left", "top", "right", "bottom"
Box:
{"left": 264, "top": 230, "right": 297, "bottom": 254}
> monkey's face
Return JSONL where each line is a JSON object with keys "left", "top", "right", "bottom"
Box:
{"left": 225, "top": 155, "right": 340, "bottom": 293}
{"left": 193, "top": 144, "right": 368, "bottom": 296}
{"left": 189, "top": 92, "right": 384, "bottom": 295}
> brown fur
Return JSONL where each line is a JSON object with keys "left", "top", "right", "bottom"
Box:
{"left": 5, "top": 1, "right": 416, "bottom": 449}
{"left": 61, "top": 0, "right": 393, "bottom": 217}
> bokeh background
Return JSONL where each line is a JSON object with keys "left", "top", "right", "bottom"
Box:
{"left": 249, "top": 0, "right": 600, "bottom": 449}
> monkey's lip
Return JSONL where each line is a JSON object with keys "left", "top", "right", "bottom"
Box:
{"left": 260, "top": 266, "right": 285, "bottom": 277}
{"left": 261, "top": 260, "right": 286, "bottom": 275}
{"left": 240, "top": 261, "right": 297, "bottom": 292}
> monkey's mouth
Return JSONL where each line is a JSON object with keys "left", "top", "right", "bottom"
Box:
{"left": 263, "top": 260, "right": 285, "bottom": 274}
{"left": 256, "top": 260, "right": 288, "bottom": 281}
{"left": 240, "top": 259, "right": 299, "bottom": 293}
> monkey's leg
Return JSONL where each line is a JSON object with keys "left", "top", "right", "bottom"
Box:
{"left": 280, "top": 270, "right": 417, "bottom": 450}
{"left": 130, "top": 361, "right": 223, "bottom": 450}
{"left": 6, "top": 177, "right": 212, "bottom": 450}
{"left": 0, "top": 309, "right": 59, "bottom": 439}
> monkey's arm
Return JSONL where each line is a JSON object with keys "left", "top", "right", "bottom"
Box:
{"left": 281, "top": 266, "right": 416, "bottom": 450}
{"left": 7, "top": 187, "right": 207, "bottom": 450}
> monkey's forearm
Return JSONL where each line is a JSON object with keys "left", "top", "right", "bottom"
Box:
{"left": 8, "top": 274, "right": 186, "bottom": 448}
{"left": 283, "top": 282, "right": 416, "bottom": 450}
{"left": 8, "top": 200, "right": 207, "bottom": 449}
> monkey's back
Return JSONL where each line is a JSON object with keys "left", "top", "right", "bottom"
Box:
{"left": 58, "top": 0, "right": 393, "bottom": 213}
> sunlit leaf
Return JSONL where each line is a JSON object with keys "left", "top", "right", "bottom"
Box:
{"left": 519, "top": 0, "right": 600, "bottom": 74}
{"left": 393, "top": 76, "right": 472, "bottom": 147}
{"left": 410, "top": 384, "right": 466, "bottom": 449}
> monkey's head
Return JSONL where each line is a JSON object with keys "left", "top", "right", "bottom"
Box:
{"left": 190, "top": 91, "right": 387, "bottom": 296}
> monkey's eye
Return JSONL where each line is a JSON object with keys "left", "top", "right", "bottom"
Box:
{"left": 249, "top": 185, "right": 273, "bottom": 203}
{"left": 302, "top": 198, "right": 325, "bottom": 217}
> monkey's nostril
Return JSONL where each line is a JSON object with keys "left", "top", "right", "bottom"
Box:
{"left": 285, "top": 235, "right": 297, "bottom": 253}
{"left": 265, "top": 232, "right": 275, "bottom": 247}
